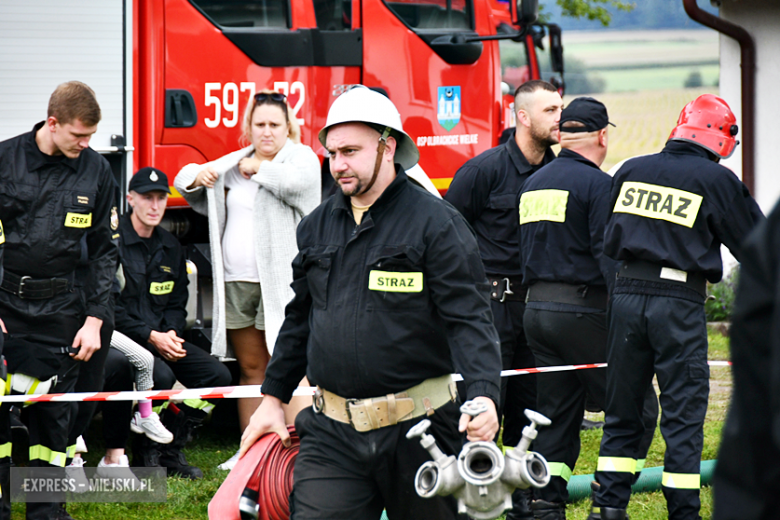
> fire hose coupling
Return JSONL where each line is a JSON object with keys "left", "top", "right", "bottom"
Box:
{"left": 407, "top": 402, "right": 552, "bottom": 520}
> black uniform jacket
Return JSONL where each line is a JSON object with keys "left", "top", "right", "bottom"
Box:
{"left": 445, "top": 131, "right": 556, "bottom": 277}
{"left": 604, "top": 141, "right": 763, "bottom": 283}
{"left": 114, "top": 214, "right": 188, "bottom": 349}
{"left": 518, "top": 149, "right": 617, "bottom": 291}
{"left": 0, "top": 122, "right": 117, "bottom": 323}
{"left": 0, "top": 217, "right": 4, "bottom": 284}
{"left": 714, "top": 202, "right": 780, "bottom": 515}
{"left": 262, "top": 169, "right": 502, "bottom": 405}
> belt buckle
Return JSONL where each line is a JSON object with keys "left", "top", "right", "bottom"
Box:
{"left": 17, "top": 276, "right": 31, "bottom": 299}
{"left": 312, "top": 387, "right": 324, "bottom": 414}
{"left": 499, "top": 277, "right": 514, "bottom": 303}
{"left": 344, "top": 398, "right": 359, "bottom": 429}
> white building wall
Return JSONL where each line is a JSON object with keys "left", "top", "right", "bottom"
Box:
{"left": 720, "top": 0, "right": 780, "bottom": 213}
{"left": 0, "top": 0, "right": 124, "bottom": 151}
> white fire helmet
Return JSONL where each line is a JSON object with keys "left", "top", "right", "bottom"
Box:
{"left": 318, "top": 86, "right": 420, "bottom": 170}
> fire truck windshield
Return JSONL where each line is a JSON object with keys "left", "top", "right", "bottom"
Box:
{"left": 385, "top": 0, "right": 474, "bottom": 30}
{"left": 189, "top": 0, "right": 289, "bottom": 28}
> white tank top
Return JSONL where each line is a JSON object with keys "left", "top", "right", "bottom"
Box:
{"left": 222, "top": 165, "right": 261, "bottom": 283}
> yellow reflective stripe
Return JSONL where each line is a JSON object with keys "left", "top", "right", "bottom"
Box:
{"left": 0, "top": 443, "right": 11, "bottom": 459}
{"left": 635, "top": 458, "right": 646, "bottom": 473}
{"left": 150, "top": 281, "right": 174, "bottom": 295}
{"left": 597, "top": 456, "right": 637, "bottom": 473}
{"left": 368, "top": 271, "right": 423, "bottom": 293}
{"left": 613, "top": 181, "right": 703, "bottom": 228}
{"left": 29, "top": 445, "right": 67, "bottom": 467}
{"left": 662, "top": 471, "right": 700, "bottom": 489}
{"left": 66, "top": 444, "right": 77, "bottom": 459}
{"left": 519, "top": 189, "right": 569, "bottom": 225}
{"left": 547, "top": 462, "right": 573, "bottom": 482}
{"left": 64, "top": 212, "right": 92, "bottom": 228}
{"left": 183, "top": 399, "right": 214, "bottom": 414}
{"left": 0, "top": 219, "right": 4, "bottom": 245}
{"left": 502, "top": 446, "right": 514, "bottom": 455}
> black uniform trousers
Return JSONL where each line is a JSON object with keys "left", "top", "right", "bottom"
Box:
{"left": 523, "top": 308, "right": 658, "bottom": 504}
{"left": 0, "top": 288, "right": 84, "bottom": 520}
{"left": 595, "top": 293, "right": 708, "bottom": 520}
{"left": 152, "top": 340, "right": 232, "bottom": 415}
{"left": 101, "top": 348, "right": 176, "bottom": 449}
{"left": 492, "top": 299, "right": 536, "bottom": 447}
{"left": 290, "top": 400, "right": 468, "bottom": 520}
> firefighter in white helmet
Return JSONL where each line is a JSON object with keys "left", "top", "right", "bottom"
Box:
{"left": 239, "top": 85, "right": 502, "bottom": 518}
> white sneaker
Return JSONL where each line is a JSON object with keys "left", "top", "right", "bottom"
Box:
{"left": 217, "top": 450, "right": 240, "bottom": 471}
{"left": 97, "top": 455, "right": 145, "bottom": 490}
{"left": 130, "top": 411, "right": 174, "bottom": 444}
{"left": 66, "top": 456, "right": 92, "bottom": 493}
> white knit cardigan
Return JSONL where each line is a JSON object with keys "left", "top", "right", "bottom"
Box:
{"left": 174, "top": 139, "right": 321, "bottom": 357}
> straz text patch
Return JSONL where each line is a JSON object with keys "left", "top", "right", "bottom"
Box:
{"left": 149, "top": 281, "right": 174, "bottom": 295}
{"left": 519, "top": 189, "right": 569, "bottom": 225}
{"left": 64, "top": 212, "right": 92, "bottom": 228}
{"left": 613, "top": 182, "right": 702, "bottom": 228}
{"left": 368, "top": 271, "right": 423, "bottom": 293}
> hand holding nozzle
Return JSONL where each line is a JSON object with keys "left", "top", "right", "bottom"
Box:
{"left": 458, "top": 398, "right": 499, "bottom": 441}
{"left": 460, "top": 400, "right": 489, "bottom": 417}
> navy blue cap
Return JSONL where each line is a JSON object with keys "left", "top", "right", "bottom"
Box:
{"left": 560, "top": 97, "right": 615, "bottom": 132}
{"left": 129, "top": 167, "right": 170, "bottom": 194}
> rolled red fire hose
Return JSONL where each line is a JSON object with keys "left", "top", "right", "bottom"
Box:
{"left": 209, "top": 426, "right": 300, "bottom": 520}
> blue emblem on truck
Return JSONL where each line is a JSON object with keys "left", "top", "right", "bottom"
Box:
{"left": 437, "top": 86, "right": 461, "bottom": 131}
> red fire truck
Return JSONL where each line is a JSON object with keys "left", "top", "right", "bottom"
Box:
{"left": 0, "top": 0, "right": 562, "bottom": 339}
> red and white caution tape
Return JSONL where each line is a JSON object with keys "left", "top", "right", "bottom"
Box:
{"left": 0, "top": 360, "right": 732, "bottom": 404}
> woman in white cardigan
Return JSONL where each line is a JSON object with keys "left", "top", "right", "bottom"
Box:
{"left": 174, "top": 91, "right": 320, "bottom": 469}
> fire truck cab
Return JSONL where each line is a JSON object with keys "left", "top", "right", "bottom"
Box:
{"left": 0, "top": 0, "right": 563, "bottom": 344}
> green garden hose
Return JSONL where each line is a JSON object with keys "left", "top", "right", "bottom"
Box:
{"left": 566, "top": 460, "right": 718, "bottom": 502}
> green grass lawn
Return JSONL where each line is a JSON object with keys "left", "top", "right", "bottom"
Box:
{"left": 10, "top": 331, "right": 732, "bottom": 519}
{"left": 532, "top": 330, "right": 731, "bottom": 520}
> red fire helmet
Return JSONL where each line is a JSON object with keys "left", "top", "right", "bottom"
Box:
{"left": 668, "top": 94, "right": 739, "bottom": 158}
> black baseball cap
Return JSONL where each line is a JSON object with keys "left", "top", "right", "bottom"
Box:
{"left": 128, "top": 167, "right": 171, "bottom": 194}
{"left": 560, "top": 97, "right": 615, "bottom": 133}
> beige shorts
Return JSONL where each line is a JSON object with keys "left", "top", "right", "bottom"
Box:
{"left": 225, "top": 281, "right": 265, "bottom": 330}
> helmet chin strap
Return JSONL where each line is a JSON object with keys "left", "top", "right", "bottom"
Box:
{"left": 360, "top": 126, "right": 392, "bottom": 196}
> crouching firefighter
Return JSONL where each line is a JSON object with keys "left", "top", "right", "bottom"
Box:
{"left": 238, "top": 86, "right": 503, "bottom": 519}
{"left": 589, "top": 94, "right": 764, "bottom": 520}
{"left": 115, "top": 168, "right": 232, "bottom": 479}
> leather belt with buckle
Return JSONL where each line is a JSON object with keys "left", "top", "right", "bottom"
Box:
{"left": 618, "top": 260, "right": 706, "bottom": 298}
{"left": 488, "top": 276, "right": 527, "bottom": 303}
{"left": 526, "top": 281, "right": 608, "bottom": 310}
{"left": 0, "top": 271, "right": 72, "bottom": 300}
{"left": 312, "top": 374, "right": 457, "bottom": 432}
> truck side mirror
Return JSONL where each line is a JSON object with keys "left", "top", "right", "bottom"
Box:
{"left": 548, "top": 23, "right": 563, "bottom": 74}
{"left": 516, "top": 0, "right": 539, "bottom": 25}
